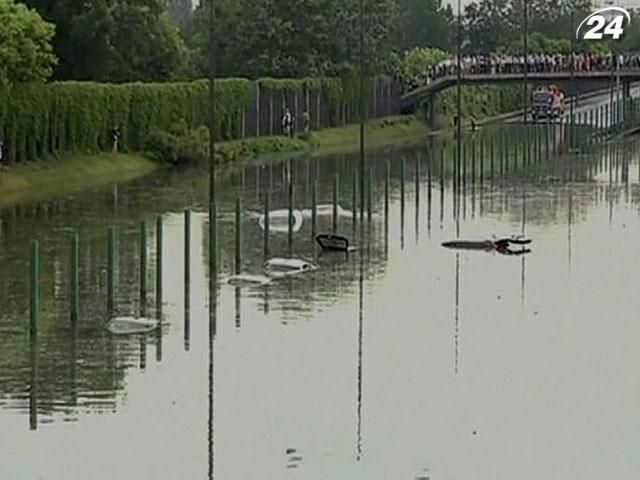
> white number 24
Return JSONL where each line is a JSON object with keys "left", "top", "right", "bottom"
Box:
{"left": 584, "top": 15, "right": 625, "bottom": 40}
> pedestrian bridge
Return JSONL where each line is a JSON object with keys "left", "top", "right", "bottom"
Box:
{"left": 401, "top": 70, "right": 640, "bottom": 113}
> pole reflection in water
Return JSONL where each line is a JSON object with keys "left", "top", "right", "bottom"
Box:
{"left": 427, "top": 147, "right": 432, "bottom": 236}
{"left": 454, "top": 253, "right": 460, "bottom": 375}
{"left": 235, "top": 287, "right": 241, "bottom": 330}
{"left": 184, "top": 211, "right": 191, "bottom": 352}
{"left": 521, "top": 190, "right": 527, "bottom": 311}
{"left": 208, "top": 284, "right": 217, "bottom": 480}
{"left": 440, "top": 150, "right": 445, "bottom": 229}
{"left": 156, "top": 216, "right": 163, "bottom": 362}
{"left": 70, "top": 320, "right": 78, "bottom": 406}
{"left": 29, "top": 334, "right": 38, "bottom": 431}
{"left": 568, "top": 189, "right": 573, "bottom": 278}
{"left": 400, "top": 158, "right": 406, "bottom": 250}
{"left": 139, "top": 335, "right": 147, "bottom": 370}
{"left": 415, "top": 154, "right": 420, "bottom": 244}
{"left": 356, "top": 225, "right": 365, "bottom": 462}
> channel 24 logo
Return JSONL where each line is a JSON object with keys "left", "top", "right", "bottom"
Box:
{"left": 576, "top": 6, "right": 631, "bottom": 40}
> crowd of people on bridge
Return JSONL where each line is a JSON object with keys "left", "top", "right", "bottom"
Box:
{"left": 401, "top": 53, "right": 640, "bottom": 93}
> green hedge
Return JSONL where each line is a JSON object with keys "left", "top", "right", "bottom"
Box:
{"left": 0, "top": 76, "right": 377, "bottom": 165}
{"left": 441, "top": 85, "right": 523, "bottom": 120}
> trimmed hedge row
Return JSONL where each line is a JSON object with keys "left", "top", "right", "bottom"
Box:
{"left": 0, "top": 76, "right": 399, "bottom": 165}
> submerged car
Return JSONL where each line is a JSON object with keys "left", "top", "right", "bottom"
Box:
{"left": 106, "top": 317, "right": 159, "bottom": 335}
{"left": 264, "top": 258, "right": 318, "bottom": 278}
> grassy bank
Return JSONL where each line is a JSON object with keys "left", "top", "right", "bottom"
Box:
{"left": 309, "top": 115, "right": 428, "bottom": 156}
{"left": 0, "top": 153, "right": 157, "bottom": 207}
{"left": 216, "top": 115, "right": 429, "bottom": 162}
{"left": 0, "top": 115, "right": 428, "bottom": 206}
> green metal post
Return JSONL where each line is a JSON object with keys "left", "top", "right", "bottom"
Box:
{"left": 140, "top": 221, "right": 147, "bottom": 316}
{"left": 156, "top": 216, "right": 163, "bottom": 317}
{"left": 264, "top": 194, "right": 270, "bottom": 257}
{"left": 184, "top": 210, "right": 191, "bottom": 289}
{"left": 333, "top": 173, "right": 339, "bottom": 233}
{"left": 367, "top": 165, "right": 373, "bottom": 221}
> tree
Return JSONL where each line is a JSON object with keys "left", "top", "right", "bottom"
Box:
{"left": 233, "top": 0, "right": 398, "bottom": 78}
{"left": 0, "top": 0, "right": 57, "bottom": 84}
{"left": 182, "top": 0, "right": 247, "bottom": 78}
{"left": 396, "top": 46, "right": 448, "bottom": 82}
{"left": 463, "top": 0, "right": 593, "bottom": 54}
{"left": 168, "top": 0, "right": 192, "bottom": 26}
{"left": 463, "top": 0, "right": 512, "bottom": 54}
{"left": 500, "top": 32, "right": 571, "bottom": 54}
{"left": 395, "top": 0, "right": 454, "bottom": 53}
{"left": 19, "top": 0, "right": 190, "bottom": 81}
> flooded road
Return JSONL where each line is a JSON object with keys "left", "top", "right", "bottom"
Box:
{"left": 1, "top": 124, "right": 639, "bottom": 480}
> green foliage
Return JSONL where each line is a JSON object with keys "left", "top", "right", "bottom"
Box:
{"left": 185, "top": 0, "right": 398, "bottom": 78}
{"left": 168, "top": 0, "right": 192, "bottom": 26}
{"left": 617, "top": 9, "right": 640, "bottom": 54}
{"left": 396, "top": 47, "right": 449, "bottom": 82}
{"left": 144, "top": 120, "right": 209, "bottom": 165}
{"left": 441, "top": 85, "right": 522, "bottom": 120}
{"left": 395, "top": 0, "right": 454, "bottom": 52}
{"left": 216, "top": 136, "right": 310, "bottom": 163}
{"left": 500, "top": 32, "right": 571, "bottom": 55}
{"left": 0, "top": 75, "right": 380, "bottom": 165}
{"left": 21, "top": 0, "right": 190, "bottom": 81}
{"left": 0, "top": 0, "right": 57, "bottom": 84}
{"left": 463, "top": 0, "right": 593, "bottom": 54}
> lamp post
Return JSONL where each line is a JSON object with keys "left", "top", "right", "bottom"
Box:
{"left": 359, "top": 0, "right": 366, "bottom": 222}
{"left": 456, "top": 0, "right": 462, "bottom": 196}
{"left": 523, "top": 0, "right": 528, "bottom": 126}
{"left": 570, "top": 7, "right": 575, "bottom": 148}
{"left": 208, "top": 0, "right": 216, "bottom": 204}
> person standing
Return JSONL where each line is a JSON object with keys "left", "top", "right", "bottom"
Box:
{"left": 111, "top": 126, "right": 121, "bottom": 154}
{"left": 282, "top": 108, "right": 293, "bottom": 138}
{"left": 302, "top": 110, "right": 311, "bottom": 133}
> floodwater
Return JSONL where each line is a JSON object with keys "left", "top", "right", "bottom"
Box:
{"left": 1, "top": 124, "right": 640, "bottom": 480}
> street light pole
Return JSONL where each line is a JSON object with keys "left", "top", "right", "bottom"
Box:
{"left": 523, "top": 0, "right": 528, "bottom": 126}
{"left": 359, "top": 0, "right": 365, "bottom": 222}
{"left": 208, "top": 0, "right": 216, "bottom": 204}
{"left": 456, "top": 0, "right": 462, "bottom": 197}
{"left": 570, "top": 7, "right": 575, "bottom": 148}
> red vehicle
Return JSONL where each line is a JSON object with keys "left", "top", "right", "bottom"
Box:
{"left": 531, "top": 85, "right": 565, "bottom": 120}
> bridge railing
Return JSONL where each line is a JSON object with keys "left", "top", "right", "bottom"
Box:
{"left": 401, "top": 54, "right": 640, "bottom": 95}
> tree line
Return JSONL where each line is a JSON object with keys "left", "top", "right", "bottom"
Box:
{"left": 4, "top": 0, "right": 636, "bottom": 86}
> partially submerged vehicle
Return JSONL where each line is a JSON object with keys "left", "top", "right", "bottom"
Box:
{"left": 227, "top": 274, "right": 272, "bottom": 287}
{"left": 106, "top": 317, "right": 159, "bottom": 335}
{"left": 259, "top": 209, "right": 303, "bottom": 233}
{"left": 264, "top": 258, "right": 318, "bottom": 278}
{"left": 442, "top": 235, "right": 532, "bottom": 255}
{"left": 531, "top": 85, "right": 565, "bottom": 121}
{"left": 315, "top": 234, "right": 354, "bottom": 252}
{"left": 302, "top": 204, "right": 354, "bottom": 219}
